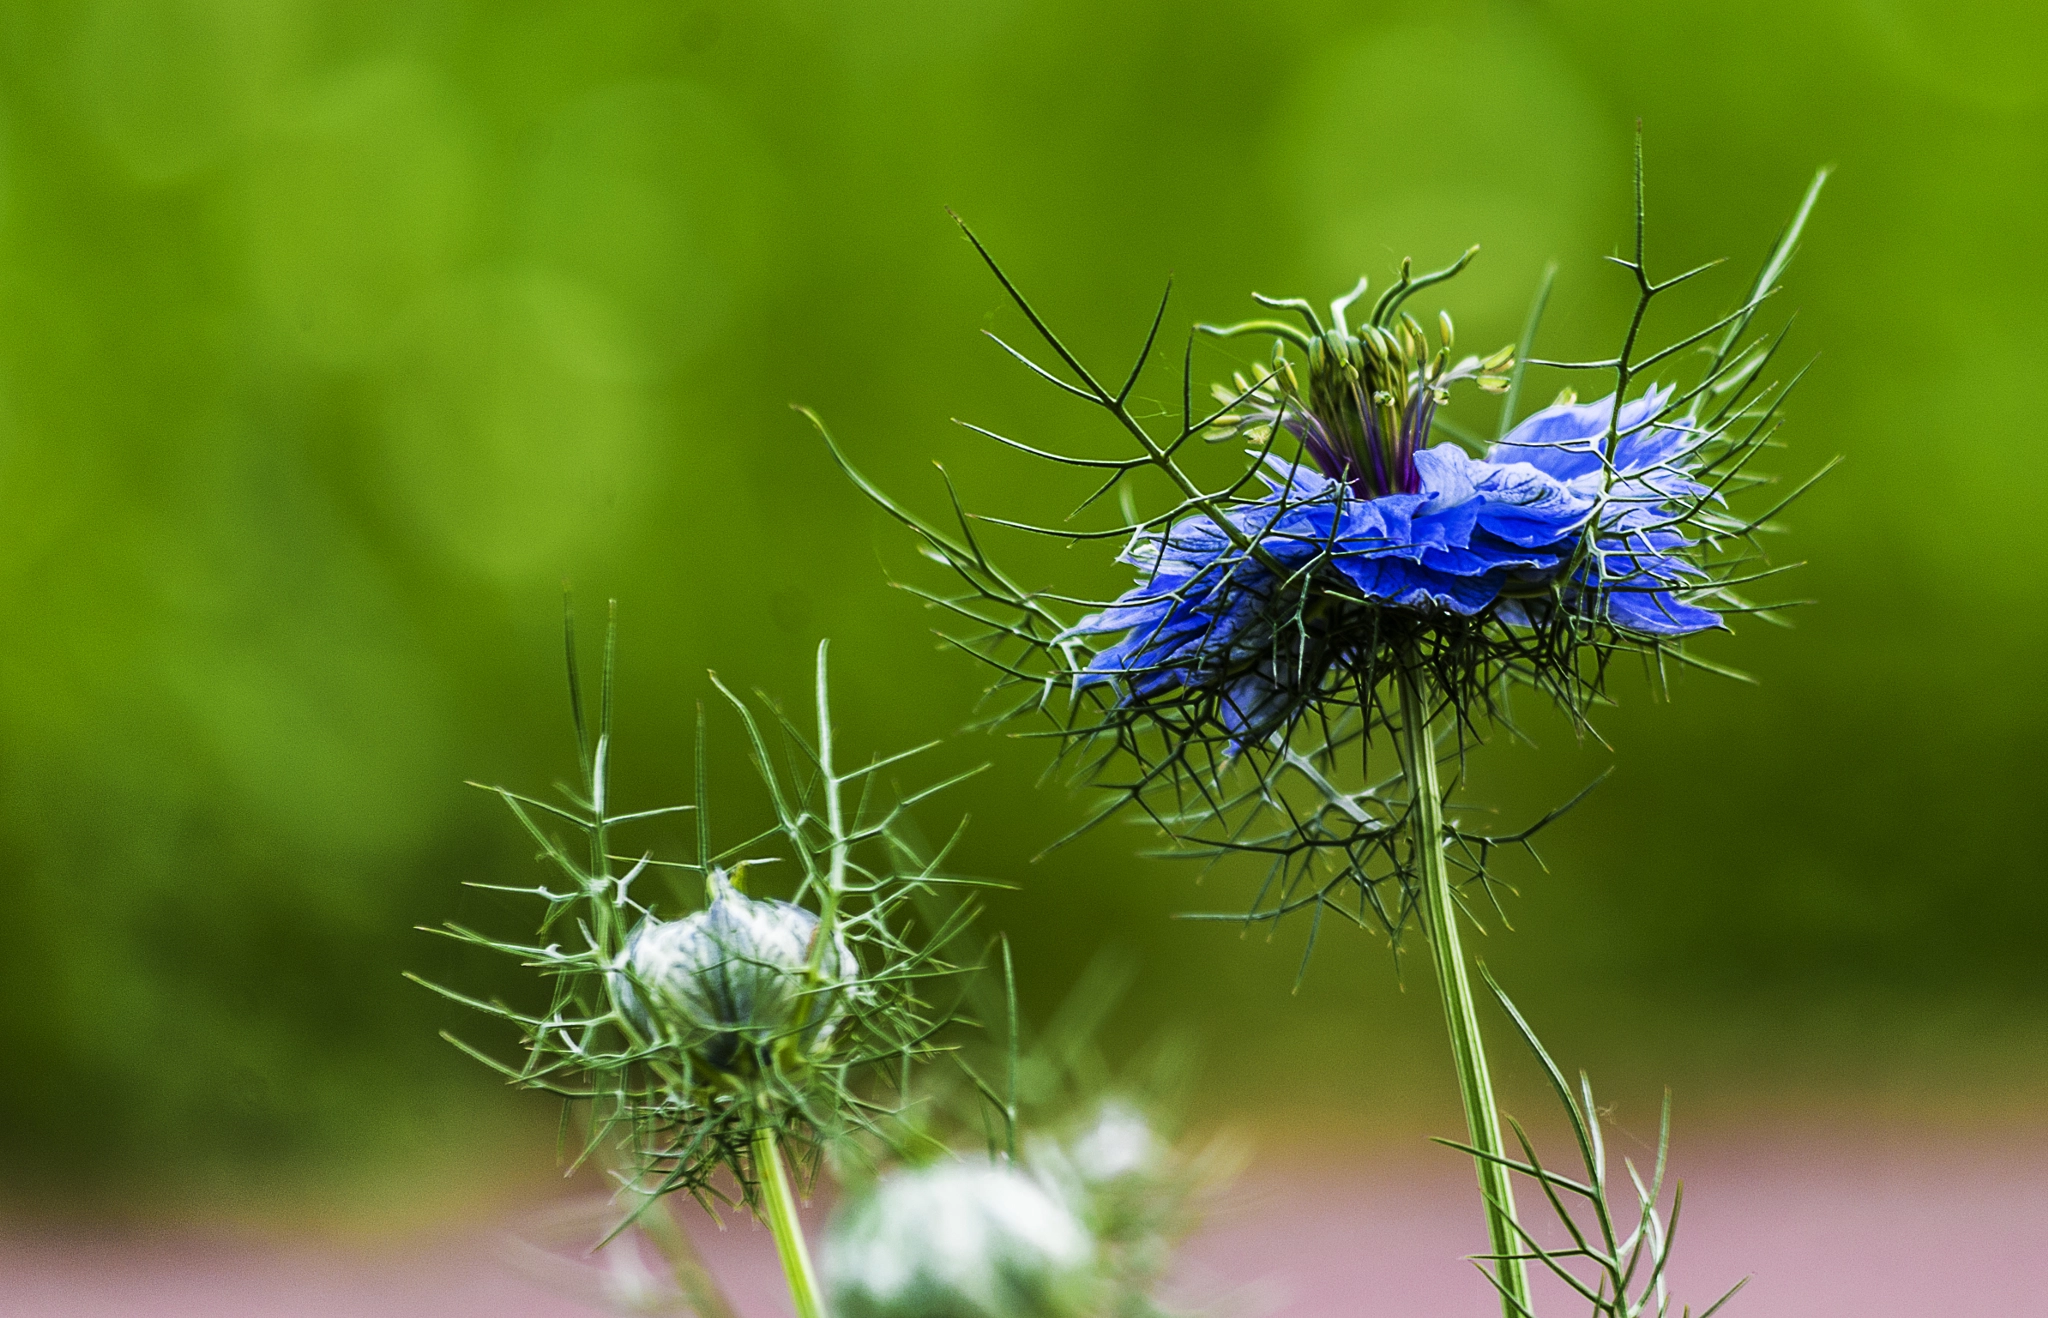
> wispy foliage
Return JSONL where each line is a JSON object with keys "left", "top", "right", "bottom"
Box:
{"left": 1440, "top": 969, "right": 1749, "bottom": 1318}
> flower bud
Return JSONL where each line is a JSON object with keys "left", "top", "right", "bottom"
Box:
{"left": 1321, "top": 329, "right": 1352, "bottom": 375}
{"left": 824, "top": 1161, "right": 1100, "bottom": 1318}
{"left": 613, "top": 871, "right": 857, "bottom": 1071}
{"left": 1028, "top": 1101, "right": 1173, "bottom": 1251}
{"left": 1067, "top": 1100, "right": 1159, "bottom": 1187}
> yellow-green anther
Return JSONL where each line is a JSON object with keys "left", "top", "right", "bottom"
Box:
{"left": 1439, "top": 310, "right": 1456, "bottom": 349}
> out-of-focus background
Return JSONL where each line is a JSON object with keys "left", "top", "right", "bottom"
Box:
{"left": 0, "top": 0, "right": 2042, "bottom": 1311}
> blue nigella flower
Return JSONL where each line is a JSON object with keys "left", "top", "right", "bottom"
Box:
{"left": 1067, "top": 383, "right": 1720, "bottom": 740}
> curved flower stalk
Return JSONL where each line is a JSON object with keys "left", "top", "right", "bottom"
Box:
{"left": 413, "top": 608, "right": 989, "bottom": 1318}
{"left": 822, "top": 144, "right": 1829, "bottom": 1317}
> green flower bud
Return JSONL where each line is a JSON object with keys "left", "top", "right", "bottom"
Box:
{"left": 613, "top": 871, "right": 857, "bottom": 1071}
{"left": 824, "top": 1161, "right": 1100, "bottom": 1318}
{"left": 1321, "top": 329, "right": 1352, "bottom": 376}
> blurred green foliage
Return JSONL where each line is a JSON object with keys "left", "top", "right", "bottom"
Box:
{"left": 0, "top": 0, "right": 2042, "bottom": 1190}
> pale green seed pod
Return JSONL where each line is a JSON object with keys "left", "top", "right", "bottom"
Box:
{"left": 824, "top": 1161, "right": 1100, "bottom": 1318}
{"left": 613, "top": 871, "right": 857, "bottom": 1071}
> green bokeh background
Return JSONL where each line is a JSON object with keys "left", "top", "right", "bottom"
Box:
{"left": 1, "top": 1, "right": 2041, "bottom": 1203}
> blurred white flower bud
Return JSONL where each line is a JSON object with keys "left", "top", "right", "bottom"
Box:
{"left": 1067, "top": 1100, "right": 1159, "bottom": 1187}
{"left": 1028, "top": 1099, "right": 1164, "bottom": 1213}
{"left": 824, "top": 1161, "right": 1101, "bottom": 1318}
{"left": 613, "top": 870, "right": 857, "bottom": 1070}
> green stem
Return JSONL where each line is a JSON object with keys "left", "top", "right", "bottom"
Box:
{"left": 1396, "top": 666, "right": 1530, "bottom": 1318}
{"left": 753, "top": 1127, "right": 827, "bottom": 1318}
{"left": 810, "top": 640, "right": 847, "bottom": 967}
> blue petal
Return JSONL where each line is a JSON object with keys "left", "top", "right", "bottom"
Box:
{"left": 1334, "top": 554, "right": 1503, "bottom": 615}
{"left": 1489, "top": 384, "right": 1677, "bottom": 481}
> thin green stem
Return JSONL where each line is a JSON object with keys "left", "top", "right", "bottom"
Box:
{"left": 814, "top": 640, "right": 847, "bottom": 951}
{"left": 800, "top": 643, "right": 846, "bottom": 1038}
{"left": 753, "top": 1127, "right": 827, "bottom": 1318}
{"left": 1397, "top": 666, "right": 1529, "bottom": 1318}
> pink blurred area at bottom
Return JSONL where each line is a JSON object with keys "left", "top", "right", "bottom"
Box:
{"left": 2, "top": 1125, "right": 2040, "bottom": 1317}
